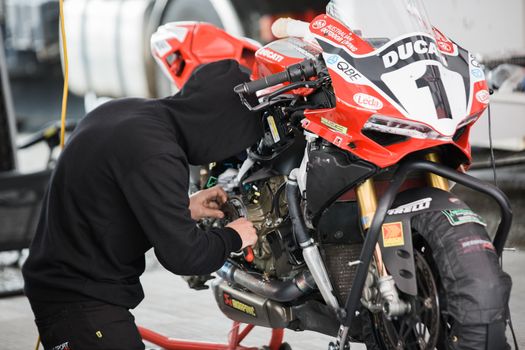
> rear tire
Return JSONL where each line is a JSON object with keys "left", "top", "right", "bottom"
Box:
{"left": 363, "top": 210, "right": 511, "bottom": 349}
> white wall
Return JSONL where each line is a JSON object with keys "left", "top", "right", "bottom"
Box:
{"left": 424, "top": 0, "right": 525, "bottom": 56}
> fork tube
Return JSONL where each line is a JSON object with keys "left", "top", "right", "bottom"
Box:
{"left": 425, "top": 153, "right": 450, "bottom": 191}
{"left": 356, "top": 179, "right": 378, "bottom": 231}
{"left": 356, "top": 179, "right": 387, "bottom": 277}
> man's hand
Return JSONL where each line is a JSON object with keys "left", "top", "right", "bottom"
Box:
{"left": 189, "top": 186, "right": 228, "bottom": 220}
{"left": 227, "top": 218, "right": 258, "bottom": 250}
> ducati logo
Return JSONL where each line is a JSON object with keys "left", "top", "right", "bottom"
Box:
{"left": 387, "top": 198, "right": 432, "bottom": 215}
{"left": 257, "top": 48, "right": 284, "bottom": 63}
{"left": 382, "top": 39, "right": 439, "bottom": 69}
{"left": 312, "top": 19, "right": 327, "bottom": 30}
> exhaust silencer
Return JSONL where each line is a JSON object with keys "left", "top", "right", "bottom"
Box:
{"left": 212, "top": 277, "right": 293, "bottom": 328}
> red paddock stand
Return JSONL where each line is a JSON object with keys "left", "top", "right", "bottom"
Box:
{"left": 139, "top": 321, "right": 286, "bottom": 350}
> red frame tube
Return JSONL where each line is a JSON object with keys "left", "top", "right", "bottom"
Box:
{"left": 138, "top": 322, "right": 284, "bottom": 350}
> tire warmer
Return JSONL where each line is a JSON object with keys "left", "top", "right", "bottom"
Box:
{"left": 380, "top": 187, "right": 512, "bottom": 349}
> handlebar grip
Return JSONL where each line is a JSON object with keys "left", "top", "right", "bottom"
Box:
{"left": 234, "top": 59, "right": 319, "bottom": 96}
{"left": 235, "top": 70, "right": 291, "bottom": 95}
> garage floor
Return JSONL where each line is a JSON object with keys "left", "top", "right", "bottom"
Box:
{"left": 0, "top": 250, "right": 523, "bottom": 350}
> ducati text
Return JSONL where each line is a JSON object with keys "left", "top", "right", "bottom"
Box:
{"left": 382, "top": 38, "right": 439, "bottom": 69}
{"left": 257, "top": 48, "right": 284, "bottom": 63}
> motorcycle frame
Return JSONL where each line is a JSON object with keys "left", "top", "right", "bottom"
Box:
{"left": 340, "top": 158, "right": 513, "bottom": 330}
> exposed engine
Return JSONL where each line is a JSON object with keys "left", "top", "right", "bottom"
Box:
{"left": 220, "top": 175, "right": 295, "bottom": 276}
{"left": 198, "top": 164, "right": 361, "bottom": 337}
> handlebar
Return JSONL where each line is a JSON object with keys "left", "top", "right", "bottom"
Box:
{"left": 234, "top": 59, "right": 318, "bottom": 95}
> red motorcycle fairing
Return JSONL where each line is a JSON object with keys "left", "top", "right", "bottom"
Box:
{"left": 302, "top": 14, "right": 488, "bottom": 169}
{"left": 151, "top": 22, "right": 260, "bottom": 89}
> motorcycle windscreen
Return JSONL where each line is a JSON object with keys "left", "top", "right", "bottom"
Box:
{"left": 325, "top": 0, "right": 473, "bottom": 137}
{"left": 326, "top": 0, "right": 435, "bottom": 46}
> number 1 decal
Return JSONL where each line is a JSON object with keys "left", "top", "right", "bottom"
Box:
{"left": 415, "top": 65, "right": 452, "bottom": 119}
{"left": 380, "top": 60, "right": 467, "bottom": 136}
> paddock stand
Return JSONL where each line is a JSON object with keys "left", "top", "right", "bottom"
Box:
{"left": 139, "top": 322, "right": 288, "bottom": 350}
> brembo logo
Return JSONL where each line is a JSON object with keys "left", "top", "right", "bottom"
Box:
{"left": 382, "top": 39, "right": 439, "bottom": 68}
{"left": 387, "top": 198, "right": 432, "bottom": 215}
{"left": 258, "top": 48, "right": 284, "bottom": 63}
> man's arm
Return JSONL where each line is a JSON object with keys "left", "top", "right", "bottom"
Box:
{"left": 121, "top": 153, "right": 242, "bottom": 275}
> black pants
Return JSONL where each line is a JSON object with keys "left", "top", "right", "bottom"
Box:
{"left": 30, "top": 300, "right": 145, "bottom": 350}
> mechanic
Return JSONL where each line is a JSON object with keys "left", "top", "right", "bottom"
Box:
{"left": 22, "top": 59, "right": 261, "bottom": 350}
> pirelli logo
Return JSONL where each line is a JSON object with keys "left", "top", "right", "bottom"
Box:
{"left": 223, "top": 292, "right": 257, "bottom": 317}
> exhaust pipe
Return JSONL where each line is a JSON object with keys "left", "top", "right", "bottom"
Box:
{"left": 218, "top": 261, "right": 316, "bottom": 302}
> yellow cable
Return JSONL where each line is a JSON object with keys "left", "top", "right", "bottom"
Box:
{"left": 59, "top": 0, "right": 69, "bottom": 148}
{"left": 34, "top": 1, "right": 66, "bottom": 347}
{"left": 32, "top": 3, "right": 66, "bottom": 350}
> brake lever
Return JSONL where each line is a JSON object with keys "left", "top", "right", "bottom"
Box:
{"left": 237, "top": 75, "right": 331, "bottom": 112}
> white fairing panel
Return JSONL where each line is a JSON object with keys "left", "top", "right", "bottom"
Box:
{"left": 381, "top": 60, "right": 467, "bottom": 136}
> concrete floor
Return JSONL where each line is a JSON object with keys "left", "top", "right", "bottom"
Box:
{"left": 0, "top": 250, "right": 523, "bottom": 350}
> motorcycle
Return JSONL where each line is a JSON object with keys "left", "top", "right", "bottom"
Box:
{"left": 151, "top": 0, "right": 513, "bottom": 348}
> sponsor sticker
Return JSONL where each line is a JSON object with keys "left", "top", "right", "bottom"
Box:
{"left": 267, "top": 115, "right": 281, "bottom": 143}
{"left": 223, "top": 292, "right": 257, "bottom": 317}
{"left": 333, "top": 135, "right": 343, "bottom": 146}
{"left": 154, "top": 40, "right": 172, "bottom": 57}
{"left": 257, "top": 48, "right": 284, "bottom": 63}
{"left": 442, "top": 209, "right": 487, "bottom": 227}
{"left": 353, "top": 93, "right": 383, "bottom": 110}
{"left": 387, "top": 198, "right": 432, "bottom": 215}
{"left": 326, "top": 54, "right": 339, "bottom": 65}
{"left": 471, "top": 68, "right": 484, "bottom": 79}
{"left": 469, "top": 54, "right": 481, "bottom": 68}
{"left": 476, "top": 90, "right": 490, "bottom": 104}
{"left": 312, "top": 19, "right": 327, "bottom": 30}
{"left": 458, "top": 235, "right": 495, "bottom": 254}
{"left": 335, "top": 60, "right": 362, "bottom": 81}
{"left": 382, "top": 222, "right": 405, "bottom": 247}
{"left": 432, "top": 27, "right": 457, "bottom": 55}
{"left": 321, "top": 117, "right": 348, "bottom": 134}
{"left": 318, "top": 24, "right": 359, "bottom": 53}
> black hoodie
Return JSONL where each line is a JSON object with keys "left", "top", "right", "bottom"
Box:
{"left": 22, "top": 60, "right": 263, "bottom": 309}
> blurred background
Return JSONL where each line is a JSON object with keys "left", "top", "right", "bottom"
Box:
{"left": 1, "top": 0, "right": 525, "bottom": 348}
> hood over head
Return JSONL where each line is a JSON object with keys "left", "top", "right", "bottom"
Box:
{"left": 162, "top": 59, "right": 262, "bottom": 165}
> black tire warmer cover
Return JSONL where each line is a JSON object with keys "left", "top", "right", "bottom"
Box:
{"left": 411, "top": 209, "right": 512, "bottom": 349}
